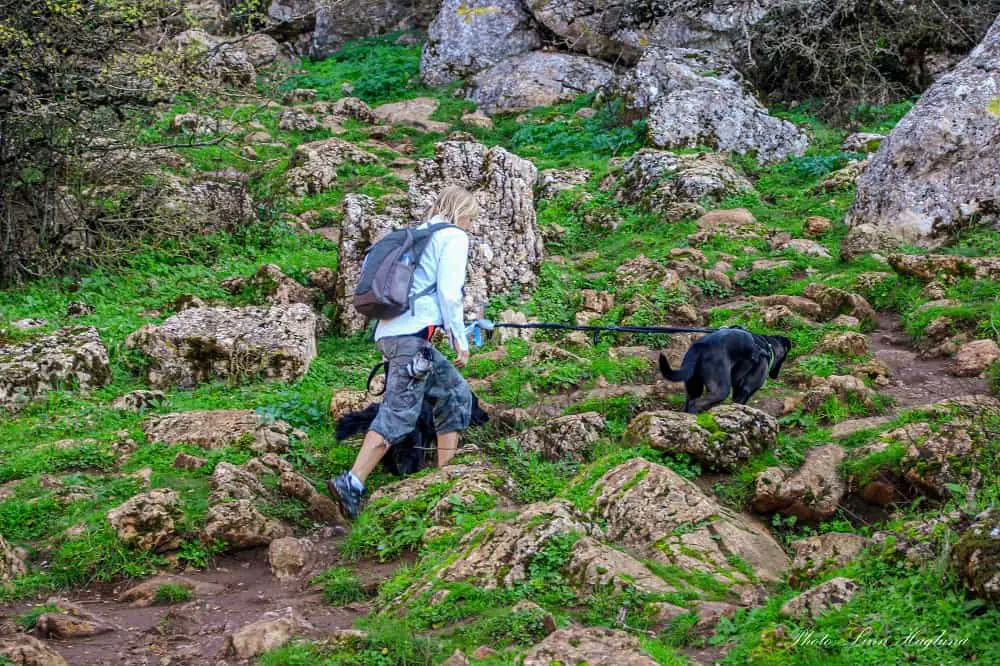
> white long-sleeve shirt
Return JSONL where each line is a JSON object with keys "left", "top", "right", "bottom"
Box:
{"left": 374, "top": 218, "right": 470, "bottom": 352}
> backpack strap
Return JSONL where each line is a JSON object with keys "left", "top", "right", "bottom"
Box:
{"left": 407, "top": 223, "right": 461, "bottom": 312}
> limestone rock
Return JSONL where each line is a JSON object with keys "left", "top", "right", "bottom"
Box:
{"left": 461, "top": 109, "right": 494, "bottom": 129}
{"left": 242, "top": 33, "right": 281, "bottom": 67}
{"left": 620, "top": 47, "right": 806, "bottom": 165}
{"left": 953, "top": 508, "right": 1000, "bottom": 602}
{"left": 790, "top": 533, "right": 870, "bottom": 583}
{"left": 803, "top": 216, "right": 833, "bottom": 236}
{"left": 818, "top": 331, "right": 870, "bottom": 357}
{"left": 564, "top": 536, "right": 674, "bottom": 595}
{"left": 249, "top": 264, "right": 320, "bottom": 308}
{"left": 440, "top": 500, "right": 595, "bottom": 588}
{"left": 210, "top": 461, "right": 269, "bottom": 503}
{"left": 952, "top": 339, "right": 999, "bottom": 377}
{"left": 781, "top": 578, "right": 859, "bottom": 620}
{"left": 625, "top": 406, "right": 779, "bottom": 471}
{"left": 1, "top": 533, "right": 27, "bottom": 583}
{"left": 899, "top": 422, "right": 978, "bottom": 498}
{"left": 469, "top": 51, "right": 615, "bottom": 114}
{"left": 226, "top": 608, "right": 312, "bottom": 659}
{"left": 420, "top": 0, "right": 542, "bottom": 86}
{"left": 840, "top": 223, "right": 903, "bottom": 261}
{"left": 158, "top": 168, "right": 256, "bottom": 233}
{"left": 329, "top": 389, "right": 375, "bottom": 421}
{"left": 537, "top": 168, "right": 591, "bottom": 200}
{"left": 171, "top": 112, "right": 236, "bottom": 135}
{"left": 889, "top": 254, "right": 1000, "bottom": 282}
{"left": 35, "top": 598, "right": 116, "bottom": 639}
{"left": 518, "top": 412, "right": 606, "bottom": 462}
{"left": 144, "top": 410, "right": 304, "bottom": 453}
{"left": 845, "top": 15, "right": 1000, "bottom": 246}
{"left": 371, "top": 97, "right": 450, "bottom": 133}
{"left": 268, "top": 537, "right": 314, "bottom": 580}
{"left": 310, "top": 0, "right": 439, "bottom": 59}
{"left": 370, "top": 461, "right": 515, "bottom": 528}
{"left": 204, "top": 500, "right": 290, "bottom": 549}
{"left": 125, "top": 305, "right": 317, "bottom": 388}
{"left": 618, "top": 150, "right": 753, "bottom": 215}
{"left": 285, "top": 138, "right": 377, "bottom": 196}
{"left": 117, "top": 574, "right": 224, "bottom": 607}
{"left": 812, "top": 159, "right": 868, "bottom": 193}
{"left": 615, "top": 254, "right": 665, "bottom": 286}
{"left": 1, "top": 327, "right": 111, "bottom": 413}
{"left": 278, "top": 108, "right": 319, "bottom": 131}
{"left": 592, "top": 458, "right": 789, "bottom": 582}
{"left": 0, "top": 635, "right": 69, "bottom": 666}
{"left": 106, "top": 489, "right": 182, "bottom": 553}
{"left": 753, "top": 445, "right": 846, "bottom": 522}
{"left": 803, "top": 283, "right": 876, "bottom": 326}
{"left": 279, "top": 471, "right": 345, "bottom": 525}
{"left": 409, "top": 140, "right": 542, "bottom": 319}
{"left": 174, "top": 29, "right": 255, "bottom": 84}
{"left": 523, "top": 627, "right": 656, "bottom": 666}
{"left": 110, "top": 390, "right": 166, "bottom": 413}
{"left": 842, "top": 132, "right": 884, "bottom": 153}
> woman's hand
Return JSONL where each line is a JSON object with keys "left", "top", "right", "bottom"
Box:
{"left": 455, "top": 348, "right": 469, "bottom": 368}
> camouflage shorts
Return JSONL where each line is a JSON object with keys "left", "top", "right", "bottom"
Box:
{"left": 369, "top": 335, "right": 472, "bottom": 445}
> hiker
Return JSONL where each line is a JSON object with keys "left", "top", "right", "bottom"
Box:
{"left": 328, "top": 186, "right": 479, "bottom": 519}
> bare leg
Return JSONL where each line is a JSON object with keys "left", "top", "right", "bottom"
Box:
{"left": 437, "top": 431, "right": 460, "bottom": 467}
{"left": 351, "top": 430, "right": 390, "bottom": 485}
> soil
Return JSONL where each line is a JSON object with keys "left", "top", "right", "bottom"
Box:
{"left": 0, "top": 536, "right": 408, "bottom": 666}
{"left": 869, "top": 312, "right": 988, "bottom": 407}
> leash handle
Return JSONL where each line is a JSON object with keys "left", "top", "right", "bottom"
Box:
{"left": 366, "top": 360, "right": 389, "bottom": 396}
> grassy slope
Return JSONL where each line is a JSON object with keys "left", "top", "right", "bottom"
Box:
{"left": 1, "top": 34, "right": 999, "bottom": 665}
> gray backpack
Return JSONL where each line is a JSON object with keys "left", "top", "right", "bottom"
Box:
{"left": 353, "top": 223, "right": 455, "bottom": 320}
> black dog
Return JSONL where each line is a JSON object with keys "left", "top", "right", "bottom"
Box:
{"left": 336, "top": 395, "right": 489, "bottom": 477}
{"left": 659, "top": 328, "right": 791, "bottom": 414}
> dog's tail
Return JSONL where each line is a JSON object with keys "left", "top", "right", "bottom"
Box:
{"left": 659, "top": 352, "right": 695, "bottom": 382}
{"left": 336, "top": 402, "right": 380, "bottom": 441}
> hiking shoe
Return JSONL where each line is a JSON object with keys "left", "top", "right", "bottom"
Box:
{"left": 328, "top": 472, "right": 363, "bottom": 520}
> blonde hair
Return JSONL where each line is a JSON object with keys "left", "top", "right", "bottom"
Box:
{"left": 424, "top": 186, "right": 480, "bottom": 225}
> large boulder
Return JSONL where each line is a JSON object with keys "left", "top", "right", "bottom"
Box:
{"left": 619, "top": 47, "right": 807, "bottom": 164}
{"left": 409, "top": 140, "right": 543, "bottom": 318}
{"left": 159, "top": 169, "right": 256, "bottom": 233}
{"left": 889, "top": 253, "right": 1000, "bottom": 283}
{"left": 953, "top": 339, "right": 1000, "bottom": 377}
{"left": 752, "top": 445, "right": 846, "bottom": 522}
{"left": 523, "top": 627, "right": 656, "bottom": 666}
{"left": 143, "top": 410, "right": 304, "bottom": 453}
{"left": 125, "top": 305, "right": 317, "bottom": 388}
{"left": 420, "top": 0, "right": 542, "bottom": 86}
{"left": 625, "top": 406, "right": 779, "bottom": 471}
{"left": 845, "top": 15, "right": 1000, "bottom": 246}
{"left": 225, "top": 608, "right": 313, "bottom": 659}
{"left": 591, "top": 458, "right": 789, "bottom": 582}
{"left": 526, "top": 0, "right": 785, "bottom": 64}
{"left": 617, "top": 149, "right": 753, "bottom": 216}
{"left": 1, "top": 533, "right": 27, "bottom": 583}
{"left": 174, "top": 29, "right": 255, "bottom": 84}
{"left": 285, "top": 138, "right": 377, "bottom": 196}
{"left": 311, "top": 0, "right": 439, "bottom": 58}
{"left": 106, "top": 489, "right": 183, "bottom": 553}
{"left": 468, "top": 51, "right": 616, "bottom": 114}
{"left": 0, "top": 327, "right": 111, "bottom": 413}
{"left": 518, "top": 412, "right": 606, "bottom": 462}
{"left": 952, "top": 508, "right": 1000, "bottom": 602}
{"left": 333, "top": 193, "right": 409, "bottom": 333}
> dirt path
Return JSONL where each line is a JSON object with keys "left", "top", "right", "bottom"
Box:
{"left": 870, "top": 312, "right": 988, "bottom": 407}
{"left": 0, "top": 535, "right": 404, "bottom": 666}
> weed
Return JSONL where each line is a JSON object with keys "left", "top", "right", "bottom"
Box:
{"left": 313, "top": 566, "right": 365, "bottom": 605}
{"left": 152, "top": 584, "right": 193, "bottom": 605}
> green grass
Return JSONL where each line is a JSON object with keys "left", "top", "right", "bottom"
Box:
{"left": 152, "top": 583, "right": 193, "bottom": 605}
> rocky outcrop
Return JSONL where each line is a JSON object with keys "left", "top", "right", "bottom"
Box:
{"left": 0, "top": 635, "right": 69, "bottom": 666}
{"left": 144, "top": 410, "right": 305, "bottom": 453}
{"left": 592, "top": 459, "right": 789, "bottom": 582}
{"left": 468, "top": 51, "right": 616, "bottom": 114}
{"left": 619, "top": 47, "right": 807, "bottom": 164}
{"left": 537, "top": 168, "right": 591, "bottom": 199}
{"left": 752, "top": 445, "right": 846, "bottom": 522}
{"left": 1, "top": 327, "right": 111, "bottom": 413}
{"left": 780, "top": 578, "right": 860, "bottom": 620}
{"left": 1, "top": 533, "right": 27, "bottom": 583}
{"left": 617, "top": 149, "right": 753, "bottom": 217}
{"left": 126, "top": 305, "right": 317, "bottom": 388}
{"left": 371, "top": 97, "right": 450, "bottom": 133}
{"left": 311, "top": 0, "right": 439, "bottom": 59}
{"left": 285, "top": 138, "right": 377, "bottom": 196}
{"left": 35, "top": 598, "right": 117, "bottom": 639}
{"left": 953, "top": 509, "right": 1000, "bottom": 602}
{"left": 279, "top": 471, "right": 345, "bottom": 525}
{"left": 563, "top": 536, "right": 675, "bottom": 595}
{"left": 420, "top": 0, "right": 542, "bottom": 86}
{"left": 332, "top": 193, "right": 408, "bottom": 333}
{"left": 409, "top": 140, "right": 542, "bottom": 319}
{"left": 526, "top": 0, "right": 783, "bottom": 65}
{"left": 110, "top": 390, "right": 166, "bottom": 413}
{"left": 106, "top": 489, "right": 182, "bottom": 552}
{"left": 174, "top": 29, "right": 255, "bottom": 84}
{"left": 210, "top": 462, "right": 270, "bottom": 503}
{"left": 802, "top": 283, "right": 876, "bottom": 326}
{"left": 523, "top": 627, "right": 656, "bottom": 666}
{"left": 952, "top": 339, "right": 1000, "bottom": 377}
{"left": 518, "top": 412, "right": 606, "bottom": 462}
{"left": 203, "top": 500, "right": 290, "bottom": 549}
{"left": 889, "top": 254, "right": 1000, "bottom": 283}
{"left": 625, "top": 406, "right": 779, "bottom": 471}
{"left": 160, "top": 169, "right": 256, "bottom": 233}
{"left": 846, "top": 15, "right": 1000, "bottom": 246}
{"left": 225, "top": 607, "right": 312, "bottom": 659}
